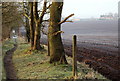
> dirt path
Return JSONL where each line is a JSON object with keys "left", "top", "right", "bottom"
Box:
{"left": 3, "top": 44, "right": 17, "bottom": 79}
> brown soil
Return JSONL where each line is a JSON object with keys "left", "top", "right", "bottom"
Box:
{"left": 64, "top": 43, "right": 119, "bottom": 81}
{"left": 3, "top": 44, "right": 17, "bottom": 79}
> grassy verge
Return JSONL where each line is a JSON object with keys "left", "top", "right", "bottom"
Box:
{"left": 1, "top": 39, "right": 15, "bottom": 79}
{"left": 13, "top": 43, "right": 110, "bottom": 80}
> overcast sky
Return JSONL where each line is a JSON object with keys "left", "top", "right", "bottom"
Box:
{"left": 62, "top": 0, "right": 119, "bottom": 18}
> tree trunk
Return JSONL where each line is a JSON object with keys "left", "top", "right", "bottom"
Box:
{"left": 25, "top": 16, "right": 30, "bottom": 43}
{"left": 33, "top": 2, "right": 42, "bottom": 50}
{"left": 49, "top": 1, "right": 67, "bottom": 64}
{"left": 23, "top": 2, "right": 31, "bottom": 43}
{"left": 29, "top": 2, "right": 34, "bottom": 49}
{"left": 47, "top": 34, "right": 50, "bottom": 56}
{"left": 26, "top": 27, "right": 30, "bottom": 43}
{"left": 33, "top": 1, "right": 47, "bottom": 50}
{"left": 33, "top": 21, "right": 41, "bottom": 50}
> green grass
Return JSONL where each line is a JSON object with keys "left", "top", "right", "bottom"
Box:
{"left": 13, "top": 43, "right": 110, "bottom": 80}
{"left": 2, "top": 39, "right": 15, "bottom": 56}
{"left": 1, "top": 39, "right": 15, "bottom": 79}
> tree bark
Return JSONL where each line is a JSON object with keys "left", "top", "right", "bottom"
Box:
{"left": 47, "top": 34, "right": 50, "bottom": 56}
{"left": 33, "top": 2, "right": 41, "bottom": 50}
{"left": 24, "top": 2, "right": 30, "bottom": 43}
{"left": 33, "top": 21, "right": 42, "bottom": 50}
{"left": 49, "top": 1, "right": 67, "bottom": 64}
{"left": 29, "top": 2, "right": 34, "bottom": 49}
{"left": 26, "top": 22, "right": 30, "bottom": 43}
{"left": 25, "top": 13, "right": 30, "bottom": 43}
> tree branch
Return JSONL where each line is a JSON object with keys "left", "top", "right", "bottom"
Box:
{"left": 45, "top": 11, "right": 50, "bottom": 14}
{"left": 38, "top": 0, "right": 47, "bottom": 23}
{"left": 46, "top": 4, "right": 52, "bottom": 9}
{"left": 52, "top": 31, "right": 64, "bottom": 36}
{"left": 23, "top": 2, "right": 30, "bottom": 20}
{"left": 37, "top": 10, "right": 42, "bottom": 12}
{"left": 65, "top": 21, "right": 73, "bottom": 23}
{"left": 58, "top": 14, "right": 74, "bottom": 25}
{"left": 24, "top": 13, "right": 31, "bottom": 20}
{"left": 43, "top": 19, "right": 49, "bottom": 22}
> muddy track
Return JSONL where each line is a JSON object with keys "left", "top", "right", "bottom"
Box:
{"left": 3, "top": 44, "right": 17, "bottom": 79}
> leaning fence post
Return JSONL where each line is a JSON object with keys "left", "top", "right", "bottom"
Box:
{"left": 72, "top": 35, "right": 77, "bottom": 78}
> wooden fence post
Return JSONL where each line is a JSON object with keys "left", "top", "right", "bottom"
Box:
{"left": 72, "top": 35, "right": 77, "bottom": 78}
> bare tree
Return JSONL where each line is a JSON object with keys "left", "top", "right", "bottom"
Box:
{"left": 33, "top": 0, "right": 52, "bottom": 50}
{"left": 33, "top": 0, "right": 46, "bottom": 50}
{"left": 24, "top": 0, "right": 51, "bottom": 50}
{"left": 48, "top": 0, "right": 74, "bottom": 64}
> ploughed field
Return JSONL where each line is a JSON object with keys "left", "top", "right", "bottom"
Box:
{"left": 41, "top": 20, "right": 119, "bottom": 80}
{"left": 63, "top": 39, "right": 119, "bottom": 81}
{"left": 41, "top": 38, "right": 119, "bottom": 81}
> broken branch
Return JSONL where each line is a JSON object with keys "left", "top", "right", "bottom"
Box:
{"left": 52, "top": 31, "right": 64, "bottom": 36}
{"left": 58, "top": 14, "right": 74, "bottom": 25}
{"left": 65, "top": 21, "right": 73, "bottom": 23}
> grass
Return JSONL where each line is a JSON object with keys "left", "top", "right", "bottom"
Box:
{"left": 13, "top": 43, "right": 110, "bottom": 80}
{"left": 2, "top": 39, "right": 15, "bottom": 56}
{"left": 1, "top": 39, "right": 15, "bottom": 79}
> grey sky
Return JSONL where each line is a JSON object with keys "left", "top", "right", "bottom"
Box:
{"left": 2, "top": 0, "right": 118, "bottom": 18}
{"left": 62, "top": 0, "right": 119, "bottom": 18}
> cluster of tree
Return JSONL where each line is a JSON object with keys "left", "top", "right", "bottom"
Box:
{"left": 2, "top": 2, "right": 23, "bottom": 40}
{"left": 24, "top": 0, "right": 74, "bottom": 64}
{"left": 2, "top": 0, "right": 74, "bottom": 64}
